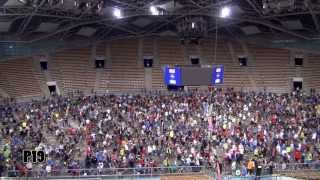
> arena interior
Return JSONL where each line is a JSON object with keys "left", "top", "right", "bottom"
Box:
{"left": 0, "top": 0, "right": 320, "bottom": 179}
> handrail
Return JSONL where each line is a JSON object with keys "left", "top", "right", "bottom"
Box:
{"left": 5, "top": 165, "right": 212, "bottom": 178}
{"left": 4, "top": 163, "right": 320, "bottom": 178}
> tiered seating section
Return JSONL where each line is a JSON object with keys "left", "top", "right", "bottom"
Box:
{"left": 0, "top": 71, "right": 9, "bottom": 97}
{"left": 51, "top": 48, "right": 96, "bottom": 94}
{"left": 0, "top": 38, "right": 319, "bottom": 98}
{"left": 252, "top": 47, "right": 290, "bottom": 93}
{"left": 308, "top": 54, "right": 320, "bottom": 90}
{"left": 201, "top": 40, "right": 251, "bottom": 90}
{"left": 0, "top": 58, "right": 42, "bottom": 98}
{"left": 108, "top": 39, "right": 144, "bottom": 92}
{"left": 153, "top": 38, "right": 185, "bottom": 90}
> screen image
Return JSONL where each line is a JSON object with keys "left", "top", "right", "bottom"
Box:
{"left": 212, "top": 66, "right": 224, "bottom": 85}
{"left": 163, "top": 65, "right": 224, "bottom": 86}
{"left": 181, "top": 67, "right": 212, "bottom": 85}
{"left": 163, "top": 66, "right": 182, "bottom": 86}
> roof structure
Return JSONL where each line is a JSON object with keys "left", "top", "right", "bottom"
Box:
{"left": 0, "top": 0, "right": 320, "bottom": 57}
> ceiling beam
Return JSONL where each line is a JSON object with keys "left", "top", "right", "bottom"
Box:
{"left": 0, "top": 13, "right": 80, "bottom": 19}
{"left": 142, "top": 0, "right": 162, "bottom": 8}
{"left": 207, "top": 14, "right": 311, "bottom": 40}
{"left": 17, "top": 0, "right": 48, "bottom": 35}
{"left": 208, "top": 20, "right": 244, "bottom": 32}
{"left": 306, "top": 0, "right": 320, "bottom": 31}
{"left": 262, "top": 10, "right": 320, "bottom": 19}
{"left": 245, "top": 0, "right": 263, "bottom": 16}
{"left": 28, "top": 14, "right": 145, "bottom": 43}
{"left": 110, "top": 0, "right": 145, "bottom": 10}
{"left": 77, "top": 1, "right": 101, "bottom": 19}
{"left": 95, "top": 20, "right": 133, "bottom": 40}
{"left": 245, "top": 18, "right": 311, "bottom": 40}
{"left": 189, "top": 0, "right": 204, "bottom": 8}
{"left": 0, "top": 7, "right": 82, "bottom": 20}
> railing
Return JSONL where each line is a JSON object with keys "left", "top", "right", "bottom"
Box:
{"left": 4, "top": 163, "right": 320, "bottom": 178}
{"left": 221, "top": 162, "right": 320, "bottom": 176}
{"left": 274, "top": 162, "right": 320, "bottom": 171}
{"left": 6, "top": 166, "right": 214, "bottom": 178}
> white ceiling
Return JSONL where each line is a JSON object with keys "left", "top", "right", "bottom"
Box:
{"left": 76, "top": 27, "right": 96, "bottom": 37}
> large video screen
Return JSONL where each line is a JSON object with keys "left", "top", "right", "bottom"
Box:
{"left": 163, "top": 66, "right": 182, "bottom": 86}
{"left": 212, "top": 65, "right": 224, "bottom": 85}
{"left": 181, "top": 67, "right": 212, "bottom": 85}
{"left": 163, "top": 65, "right": 224, "bottom": 86}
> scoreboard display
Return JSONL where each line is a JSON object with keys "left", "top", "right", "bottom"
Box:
{"left": 212, "top": 66, "right": 224, "bottom": 85}
{"left": 163, "top": 66, "right": 182, "bottom": 86}
{"left": 163, "top": 65, "right": 224, "bottom": 86}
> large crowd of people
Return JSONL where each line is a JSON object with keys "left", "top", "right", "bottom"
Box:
{"left": 0, "top": 88, "right": 319, "bottom": 177}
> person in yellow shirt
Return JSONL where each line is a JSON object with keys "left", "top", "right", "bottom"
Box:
{"left": 163, "top": 158, "right": 169, "bottom": 167}
{"left": 120, "top": 148, "right": 125, "bottom": 157}
{"left": 286, "top": 146, "right": 292, "bottom": 154}
{"left": 22, "top": 122, "right": 27, "bottom": 128}
{"left": 305, "top": 152, "right": 312, "bottom": 163}
{"left": 316, "top": 105, "right": 320, "bottom": 115}
{"left": 169, "top": 130, "right": 174, "bottom": 138}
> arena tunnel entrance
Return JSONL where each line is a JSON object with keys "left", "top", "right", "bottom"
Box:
{"left": 46, "top": 81, "right": 60, "bottom": 96}
{"left": 293, "top": 77, "right": 303, "bottom": 91}
{"left": 48, "top": 85, "right": 56, "bottom": 94}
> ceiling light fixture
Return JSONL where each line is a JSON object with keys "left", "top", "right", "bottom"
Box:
{"left": 220, "top": 6, "right": 231, "bottom": 18}
{"left": 18, "top": 0, "right": 28, "bottom": 5}
{"left": 150, "top": 6, "right": 159, "bottom": 15}
{"left": 113, "top": 7, "right": 122, "bottom": 19}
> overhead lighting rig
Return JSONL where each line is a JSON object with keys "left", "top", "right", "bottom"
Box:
{"left": 149, "top": 6, "right": 165, "bottom": 16}
{"left": 262, "top": 0, "right": 308, "bottom": 14}
{"left": 48, "top": 0, "right": 64, "bottom": 8}
{"left": 71, "top": 0, "right": 105, "bottom": 14}
{"left": 18, "top": 0, "right": 31, "bottom": 5}
{"left": 18, "top": 0, "right": 104, "bottom": 15}
{"left": 176, "top": 16, "right": 208, "bottom": 45}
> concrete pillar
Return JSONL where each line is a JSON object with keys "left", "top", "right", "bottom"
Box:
{"left": 138, "top": 38, "right": 143, "bottom": 67}
{"left": 0, "top": 88, "right": 9, "bottom": 98}
{"left": 144, "top": 68, "right": 152, "bottom": 90}
{"left": 153, "top": 38, "right": 159, "bottom": 67}
{"left": 106, "top": 42, "right": 112, "bottom": 67}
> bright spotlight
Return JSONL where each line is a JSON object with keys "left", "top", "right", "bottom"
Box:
{"left": 150, "top": 6, "right": 159, "bottom": 15}
{"left": 18, "top": 0, "right": 28, "bottom": 5}
{"left": 191, "top": 22, "right": 195, "bottom": 29}
{"left": 113, "top": 7, "right": 122, "bottom": 19}
{"left": 86, "top": 2, "right": 91, "bottom": 8}
{"left": 74, "top": 0, "right": 79, "bottom": 7}
{"left": 220, "top": 6, "right": 231, "bottom": 18}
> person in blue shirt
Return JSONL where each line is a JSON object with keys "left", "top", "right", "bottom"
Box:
{"left": 241, "top": 164, "right": 247, "bottom": 176}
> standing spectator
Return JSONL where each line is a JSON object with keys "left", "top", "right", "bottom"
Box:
{"left": 247, "top": 159, "right": 255, "bottom": 175}
{"left": 241, "top": 164, "right": 247, "bottom": 176}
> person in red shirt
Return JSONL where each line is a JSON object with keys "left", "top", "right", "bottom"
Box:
{"left": 294, "top": 149, "right": 302, "bottom": 162}
{"left": 271, "top": 114, "right": 277, "bottom": 125}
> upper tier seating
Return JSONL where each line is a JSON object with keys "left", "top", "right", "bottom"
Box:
{"left": 0, "top": 38, "right": 319, "bottom": 98}
{"left": 0, "top": 58, "right": 41, "bottom": 98}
